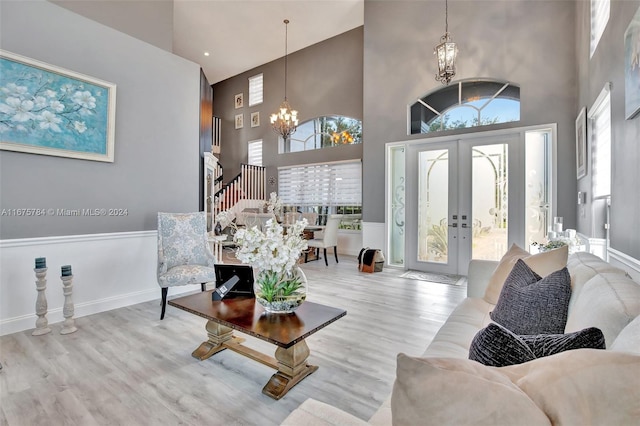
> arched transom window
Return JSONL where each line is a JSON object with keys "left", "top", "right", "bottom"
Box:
{"left": 409, "top": 80, "right": 520, "bottom": 134}
{"left": 279, "top": 115, "right": 362, "bottom": 153}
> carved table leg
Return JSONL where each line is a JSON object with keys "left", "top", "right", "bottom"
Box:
{"left": 262, "top": 340, "right": 318, "bottom": 400}
{"left": 192, "top": 320, "right": 244, "bottom": 361}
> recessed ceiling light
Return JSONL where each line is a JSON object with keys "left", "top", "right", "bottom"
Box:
{"left": 204, "top": 52, "right": 210, "bottom": 57}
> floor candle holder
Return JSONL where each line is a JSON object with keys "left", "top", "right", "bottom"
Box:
{"left": 60, "top": 265, "right": 78, "bottom": 335}
{"left": 32, "top": 261, "right": 52, "bottom": 336}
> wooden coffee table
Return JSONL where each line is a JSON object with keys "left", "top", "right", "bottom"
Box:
{"left": 168, "top": 294, "right": 346, "bottom": 400}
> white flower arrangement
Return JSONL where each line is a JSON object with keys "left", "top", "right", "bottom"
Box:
{"left": 265, "top": 192, "right": 283, "bottom": 217}
{"left": 234, "top": 217, "right": 308, "bottom": 274}
{"left": 234, "top": 217, "right": 309, "bottom": 311}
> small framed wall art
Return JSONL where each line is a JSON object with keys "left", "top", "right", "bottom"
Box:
{"left": 235, "top": 93, "right": 244, "bottom": 109}
{"left": 251, "top": 111, "right": 260, "bottom": 128}
{"left": 0, "top": 50, "right": 117, "bottom": 162}
{"left": 575, "top": 106, "right": 587, "bottom": 179}
{"left": 235, "top": 114, "right": 243, "bottom": 129}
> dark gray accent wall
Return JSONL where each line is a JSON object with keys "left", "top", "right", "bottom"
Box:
{"left": 213, "top": 27, "right": 363, "bottom": 188}
{"left": 0, "top": 0, "right": 201, "bottom": 239}
{"left": 363, "top": 1, "right": 578, "bottom": 228}
{"left": 575, "top": 0, "right": 640, "bottom": 259}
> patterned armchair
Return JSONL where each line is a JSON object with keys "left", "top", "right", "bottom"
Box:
{"left": 157, "top": 212, "right": 218, "bottom": 319}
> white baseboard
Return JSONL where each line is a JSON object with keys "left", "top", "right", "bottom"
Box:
{"left": 0, "top": 231, "right": 201, "bottom": 336}
{"left": 608, "top": 248, "right": 640, "bottom": 283}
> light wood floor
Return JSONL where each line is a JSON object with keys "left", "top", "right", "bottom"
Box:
{"left": 0, "top": 256, "right": 466, "bottom": 426}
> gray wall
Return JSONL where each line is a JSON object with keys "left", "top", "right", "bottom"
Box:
{"left": 51, "top": 0, "right": 174, "bottom": 52}
{"left": 363, "top": 1, "right": 578, "bottom": 228}
{"left": 0, "top": 0, "right": 201, "bottom": 239}
{"left": 213, "top": 27, "right": 363, "bottom": 188}
{"left": 575, "top": 0, "right": 640, "bottom": 259}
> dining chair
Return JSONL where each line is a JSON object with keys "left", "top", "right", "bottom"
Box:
{"left": 305, "top": 214, "right": 343, "bottom": 266}
{"left": 157, "top": 212, "right": 218, "bottom": 320}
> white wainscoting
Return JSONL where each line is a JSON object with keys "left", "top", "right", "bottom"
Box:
{"left": 362, "top": 222, "right": 385, "bottom": 253}
{"left": 337, "top": 230, "right": 363, "bottom": 256}
{"left": 608, "top": 248, "right": 640, "bottom": 283}
{"left": 0, "top": 231, "right": 203, "bottom": 336}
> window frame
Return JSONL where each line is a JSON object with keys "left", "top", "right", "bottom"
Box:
{"left": 247, "top": 139, "right": 263, "bottom": 166}
{"left": 588, "top": 83, "right": 612, "bottom": 200}
{"left": 248, "top": 73, "right": 263, "bottom": 107}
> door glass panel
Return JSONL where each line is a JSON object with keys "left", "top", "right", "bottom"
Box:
{"left": 525, "top": 130, "right": 552, "bottom": 247}
{"left": 471, "top": 144, "right": 508, "bottom": 260}
{"left": 389, "top": 146, "right": 406, "bottom": 266}
{"left": 418, "top": 149, "right": 449, "bottom": 263}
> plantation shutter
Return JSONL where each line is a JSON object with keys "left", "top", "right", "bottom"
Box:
{"left": 248, "top": 74, "right": 263, "bottom": 106}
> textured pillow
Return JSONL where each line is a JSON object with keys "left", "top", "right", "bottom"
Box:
{"left": 484, "top": 244, "right": 568, "bottom": 304}
{"left": 490, "top": 259, "right": 571, "bottom": 334}
{"left": 501, "top": 349, "right": 640, "bottom": 426}
{"left": 469, "top": 324, "right": 604, "bottom": 367}
{"left": 469, "top": 323, "right": 536, "bottom": 366}
{"left": 520, "top": 327, "right": 605, "bottom": 357}
{"left": 391, "top": 353, "right": 551, "bottom": 426}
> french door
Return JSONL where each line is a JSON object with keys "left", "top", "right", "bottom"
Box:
{"left": 403, "top": 129, "right": 552, "bottom": 275}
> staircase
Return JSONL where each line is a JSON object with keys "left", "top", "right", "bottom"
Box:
{"left": 213, "top": 163, "right": 267, "bottom": 219}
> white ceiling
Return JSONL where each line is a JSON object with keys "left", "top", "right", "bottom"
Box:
{"left": 173, "top": 0, "right": 365, "bottom": 84}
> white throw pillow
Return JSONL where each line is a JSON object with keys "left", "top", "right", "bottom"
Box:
{"left": 391, "top": 353, "right": 551, "bottom": 426}
{"left": 483, "top": 244, "right": 568, "bottom": 305}
{"left": 502, "top": 349, "right": 640, "bottom": 426}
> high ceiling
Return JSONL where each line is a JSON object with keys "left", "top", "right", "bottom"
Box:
{"left": 174, "top": 0, "right": 364, "bottom": 84}
{"left": 53, "top": 0, "right": 364, "bottom": 84}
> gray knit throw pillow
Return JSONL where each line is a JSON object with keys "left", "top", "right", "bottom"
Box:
{"left": 469, "top": 323, "right": 535, "bottom": 367}
{"left": 489, "top": 259, "right": 571, "bottom": 334}
{"left": 469, "top": 323, "right": 606, "bottom": 367}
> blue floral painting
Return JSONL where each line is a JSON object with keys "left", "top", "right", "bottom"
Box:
{"left": 625, "top": 7, "right": 640, "bottom": 120}
{"left": 0, "top": 50, "right": 116, "bottom": 162}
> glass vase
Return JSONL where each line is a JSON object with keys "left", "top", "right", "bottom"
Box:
{"left": 254, "top": 267, "right": 307, "bottom": 314}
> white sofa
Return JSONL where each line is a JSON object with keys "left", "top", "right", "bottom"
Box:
{"left": 282, "top": 252, "right": 640, "bottom": 425}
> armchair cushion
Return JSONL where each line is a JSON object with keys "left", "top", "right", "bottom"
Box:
{"left": 158, "top": 212, "right": 214, "bottom": 271}
{"left": 158, "top": 264, "right": 217, "bottom": 288}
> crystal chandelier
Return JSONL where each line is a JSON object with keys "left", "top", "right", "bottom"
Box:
{"left": 271, "top": 19, "right": 298, "bottom": 140}
{"left": 434, "top": 0, "right": 458, "bottom": 85}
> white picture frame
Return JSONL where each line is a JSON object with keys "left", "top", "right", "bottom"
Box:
{"left": 235, "top": 113, "right": 243, "bottom": 129}
{"left": 251, "top": 111, "right": 260, "bottom": 128}
{"left": 234, "top": 93, "right": 243, "bottom": 109}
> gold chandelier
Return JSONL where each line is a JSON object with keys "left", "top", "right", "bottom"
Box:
{"left": 434, "top": 0, "right": 458, "bottom": 85}
{"left": 270, "top": 19, "right": 299, "bottom": 140}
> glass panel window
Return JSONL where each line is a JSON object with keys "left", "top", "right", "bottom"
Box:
{"left": 525, "top": 129, "right": 553, "bottom": 247}
{"left": 589, "top": 85, "right": 612, "bottom": 199}
{"left": 279, "top": 116, "right": 362, "bottom": 153}
{"left": 248, "top": 74, "right": 263, "bottom": 106}
{"left": 418, "top": 149, "right": 449, "bottom": 263}
{"left": 278, "top": 160, "right": 361, "bottom": 226}
{"left": 590, "top": 0, "right": 610, "bottom": 58}
{"left": 471, "top": 144, "right": 508, "bottom": 261}
{"left": 248, "top": 139, "right": 262, "bottom": 166}
{"left": 409, "top": 80, "right": 520, "bottom": 134}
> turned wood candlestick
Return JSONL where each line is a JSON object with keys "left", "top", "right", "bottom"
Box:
{"left": 32, "top": 267, "right": 52, "bottom": 336}
{"left": 60, "top": 271, "right": 78, "bottom": 335}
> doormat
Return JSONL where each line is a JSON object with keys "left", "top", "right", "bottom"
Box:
{"left": 400, "top": 270, "right": 464, "bottom": 286}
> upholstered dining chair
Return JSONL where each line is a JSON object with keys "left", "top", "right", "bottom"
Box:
{"left": 305, "top": 214, "right": 343, "bottom": 266}
{"left": 157, "top": 212, "right": 218, "bottom": 320}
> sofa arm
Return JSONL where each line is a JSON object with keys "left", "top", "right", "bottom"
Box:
{"left": 467, "top": 260, "right": 498, "bottom": 298}
{"left": 281, "top": 398, "right": 369, "bottom": 426}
